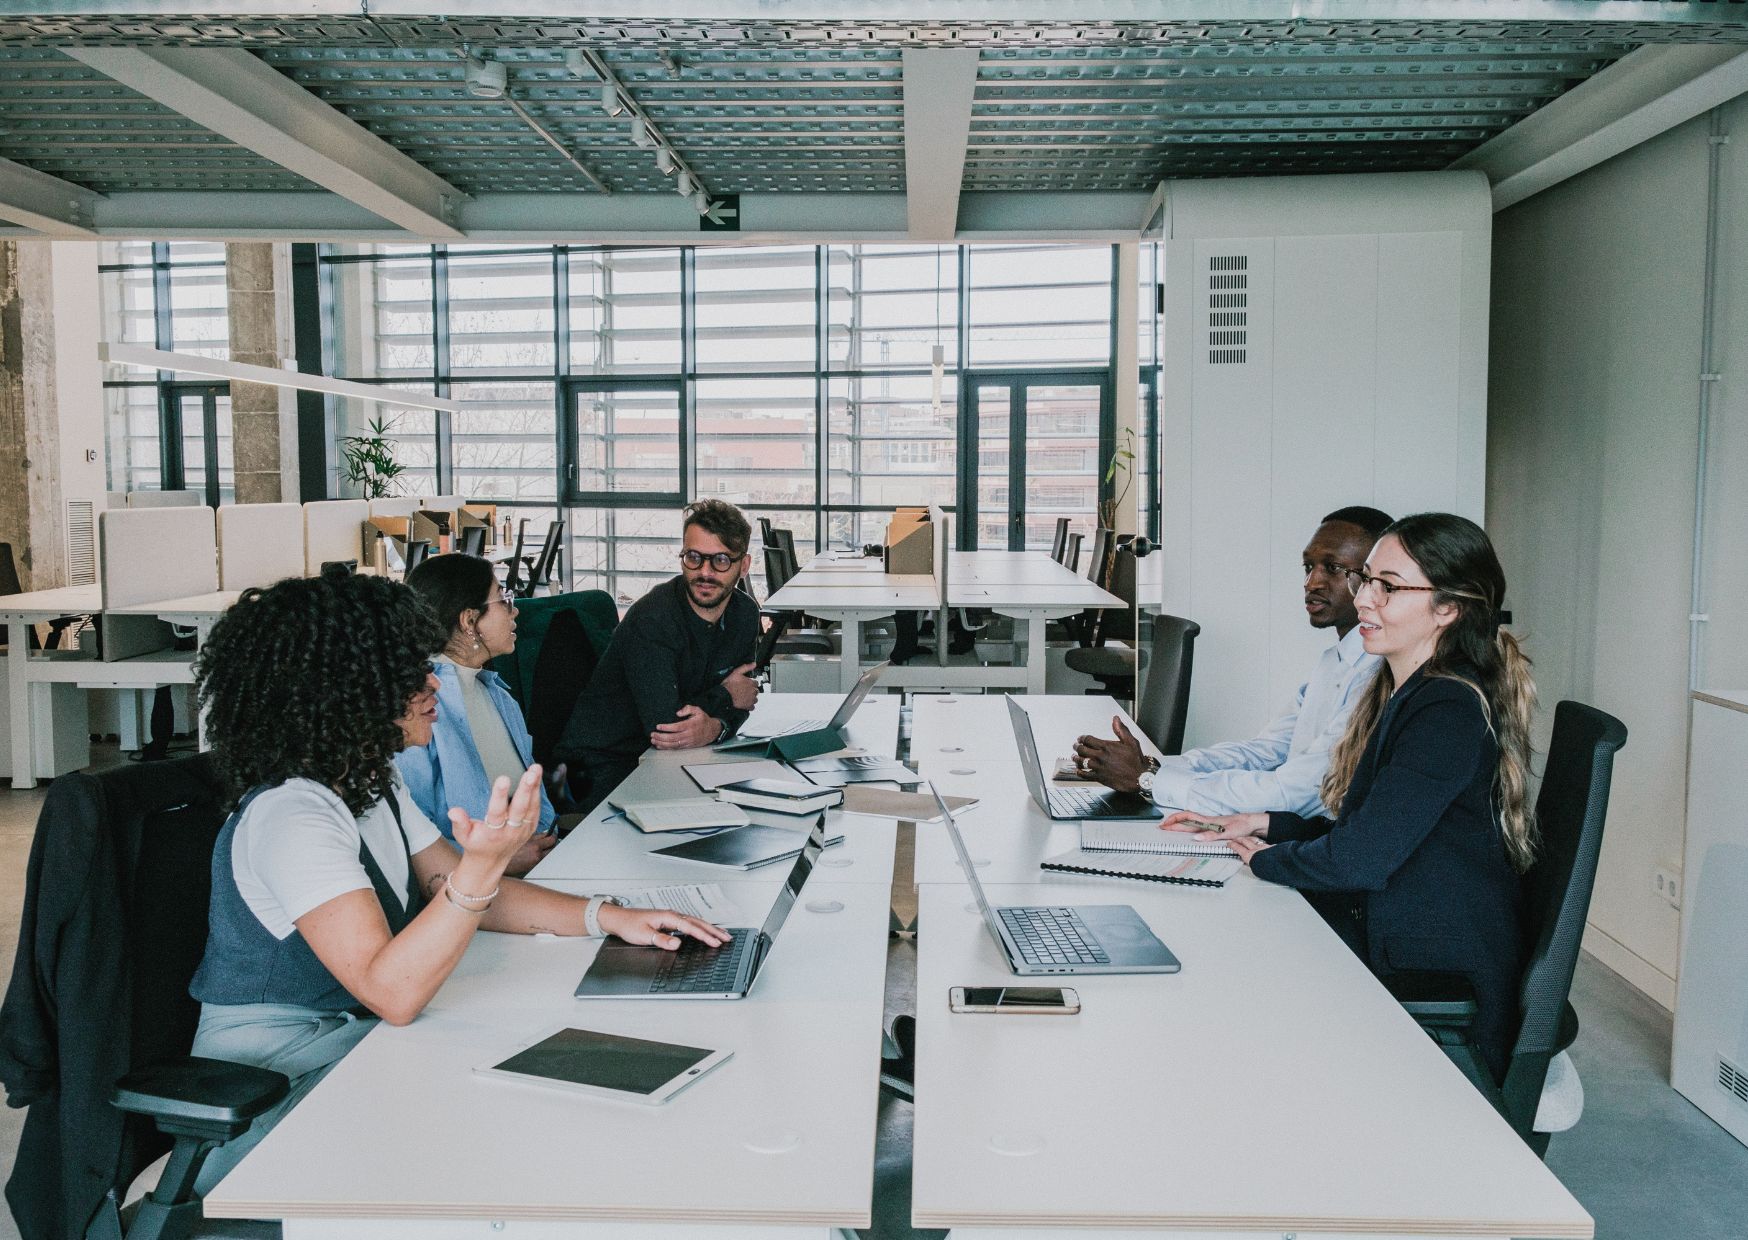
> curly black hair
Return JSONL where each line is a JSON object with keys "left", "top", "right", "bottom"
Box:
{"left": 194, "top": 569, "right": 447, "bottom": 815}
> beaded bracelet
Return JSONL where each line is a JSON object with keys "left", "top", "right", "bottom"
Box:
{"left": 444, "top": 873, "right": 499, "bottom": 913}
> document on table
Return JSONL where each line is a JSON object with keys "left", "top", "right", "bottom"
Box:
{"left": 598, "top": 883, "right": 743, "bottom": 924}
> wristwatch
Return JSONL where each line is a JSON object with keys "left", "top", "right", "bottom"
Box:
{"left": 1137, "top": 755, "right": 1162, "bottom": 797}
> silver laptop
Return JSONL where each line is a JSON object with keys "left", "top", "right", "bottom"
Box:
{"left": 574, "top": 818, "right": 823, "bottom": 1000}
{"left": 1007, "top": 695, "right": 1162, "bottom": 821}
{"left": 930, "top": 782, "right": 1179, "bottom": 976}
{"left": 716, "top": 661, "right": 887, "bottom": 750}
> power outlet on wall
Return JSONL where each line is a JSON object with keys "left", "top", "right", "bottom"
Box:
{"left": 1654, "top": 865, "right": 1683, "bottom": 910}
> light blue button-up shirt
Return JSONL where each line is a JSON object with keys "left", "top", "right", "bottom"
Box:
{"left": 397, "top": 661, "right": 557, "bottom": 837}
{"left": 1148, "top": 625, "right": 1379, "bottom": 818}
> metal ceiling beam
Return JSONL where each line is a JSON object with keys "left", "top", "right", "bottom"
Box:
{"left": 63, "top": 46, "right": 466, "bottom": 236}
{"left": 1453, "top": 44, "right": 1748, "bottom": 210}
{"left": 0, "top": 156, "right": 101, "bottom": 235}
{"left": 902, "top": 48, "right": 978, "bottom": 240}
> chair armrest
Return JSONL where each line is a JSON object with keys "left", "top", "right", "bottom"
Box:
{"left": 1385, "top": 971, "right": 1480, "bottom": 1030}
{"left": 112, "top": 1056, "right": 289, "bottom": 1144}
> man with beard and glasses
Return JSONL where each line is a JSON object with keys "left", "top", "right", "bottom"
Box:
{"left": 1070, "top": 506, "right": 1392, "bottom": 818}
{"left": 556, "top": 499, "right": 761, "bottom": 811}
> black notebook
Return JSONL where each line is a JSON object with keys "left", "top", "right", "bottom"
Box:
{"left": 1039, "top": 847, "right": 1242, "bottom": 888}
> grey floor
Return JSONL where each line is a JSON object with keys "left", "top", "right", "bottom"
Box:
{"left": 1, "top": 767, "right": 1744, "bottom": 1239}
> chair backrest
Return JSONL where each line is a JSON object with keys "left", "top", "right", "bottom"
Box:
{"left": 1050, "top": 517, "right": 1071, "bottom": 564}
{"left": 529, "top": 520, "right": 565, "bottom": 585}
{"left": 1135, "top": 614, "right": 1201, "bottom": 755}
{"left": 524, "top": 607, "right": 601, "bottom": 771}
{"left": 504, "top": 518, "right": 531, "bottom": 591}
{"left": 486, "top": 589, "right": 620, "bottom": 712}
{"left": 773, "top": 527, "right": 798, "bottom": 568}
{"left": 403, "top": 539, "right": 433, "bottom": 572}
{"left": 1085, "top": 526, "right": 1112, "bottom": 586}
{"left": 764, "top": 543, "right": 796, "bottom": 594}
{"left": 458, "top": 525, "right": 487, "bottom": 557}
{"left": 758, "top": 516, "right": 775, "bottom": 547}
{"left": 1499, "top": 701, "right": 1627, "bottom": 1134}
{"left": 1062, "top": 532, "right": 1083, "bottom": 574}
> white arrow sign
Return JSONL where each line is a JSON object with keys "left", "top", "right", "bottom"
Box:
{"left": 704, "top": 199, "right": 738, "bottom": 227}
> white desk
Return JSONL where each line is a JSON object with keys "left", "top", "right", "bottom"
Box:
{"left": 532, "top": 693, "right": 902, "bottom": 886}
{"left": 768, "top": 552, "right": 1119, "bottom": 694}
{"left": 206, "top": 877, "right": 894, "bottom": 1238}
{"left": 2, "top": 585, "right": 102, "bottom": 786}
{"left": 105, "top": 589, "right": 239, "bottom": 639}
{"left": 910, "top": 881, "right": 1593, "bottom": 1238}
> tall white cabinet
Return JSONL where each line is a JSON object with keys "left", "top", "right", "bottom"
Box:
{"left": 1673, "top": 691, "right": 1748, "bottom": 1148}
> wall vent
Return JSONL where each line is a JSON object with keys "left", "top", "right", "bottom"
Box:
{"left": 1720, "top": 1056, "right": 1748, "bottom": 1107}
{"left": 65, "top": 500, "right": 96, "bottom": 586}
{"left": 1207, "top": 254, "right": 1249, "bottom": 365}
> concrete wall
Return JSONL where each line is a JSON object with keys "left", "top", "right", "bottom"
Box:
{"left": 1487, "top": 98, "right": 1748, "bottom": 1009}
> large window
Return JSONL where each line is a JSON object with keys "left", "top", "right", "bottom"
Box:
{"left": 318, "top": 241, "right": 1121, "bottom": 602}
{"left": 99, "top": 242, "right": 233, "bottom": 501}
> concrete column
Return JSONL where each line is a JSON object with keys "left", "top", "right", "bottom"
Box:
{"left": 1111, "top": 241, "right": 1140, "bottom": 538}
{"left": 0, "top": 240, "right": 103, "bottom": 590}
{"left": 226, "top": 242, "right": 285, "bottom": 503}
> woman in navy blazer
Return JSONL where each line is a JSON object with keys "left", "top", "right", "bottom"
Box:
{"left": 1172, "top": 513, "right": 1537, "bottom": 1080}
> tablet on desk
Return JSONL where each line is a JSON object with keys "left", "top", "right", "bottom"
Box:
{"left": 475, "top": 1026, "right": 732, "bottom": 1106}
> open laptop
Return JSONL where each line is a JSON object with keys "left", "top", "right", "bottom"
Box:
{"left": 1006, "top": 695, "right": 1162, "bottom": 821}
{"left": 715, "top": 661, "right": 887, "bottom": 760}
{"left": 930, "top": 783, "right": 1178, "bottom": 976}
{"left": 574, "top": 818, "right": 823, "bottom": 1000}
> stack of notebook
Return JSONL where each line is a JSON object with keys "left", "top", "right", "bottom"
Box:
{"left": 1040, "top": 820, "right": 1243, "bottom": 887}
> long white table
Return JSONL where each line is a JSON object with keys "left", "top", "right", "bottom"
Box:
{"left": 767, "top": 550, "right": 1120, "bottom": 694}
{"left": 905, "top": 694, "right": 1593, "bottom": 1239}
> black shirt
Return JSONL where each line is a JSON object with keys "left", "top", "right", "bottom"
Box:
{"left": 557, "top": 575, "right": 759, "bottom": 768}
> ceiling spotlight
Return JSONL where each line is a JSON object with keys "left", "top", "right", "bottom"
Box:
{"left": 675, "top": 169, "right": 695, "bottom": 197}
{"left": 465, "top": 55, "right": 507, "bottom": 99}
{"left": 691, "top": 190, "right": 710, "bottom": 215}
{"left": 601, "top": 81, "right": 625, "bottom": 117}
{"left": 564, "top": 48, "right": 589, "bottom": 77}
{"left": 659, "top": 51, "right": 684, "bottom": 78}
{"left": 655, "top": 147, "right": 675, "bottom": 175}
{"left": 632, "top": 120, "right": 655, "bottom": 148}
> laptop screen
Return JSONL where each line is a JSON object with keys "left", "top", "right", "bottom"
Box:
{"left": 1004, "top": 695, "right": 1053, "bottom": 813}
{"left": 826, "top": 661, "right": 886, "bottom": 730}
{"left": 926, "top": 782, "right": 1010, "bottom": 953}
{"left": 753, "top": 815, "right": 825, "bottom": 950}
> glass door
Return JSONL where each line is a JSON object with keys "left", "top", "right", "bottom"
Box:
{"left": 962, "top": 370, "right": 1110, "bottom": 552}
{"left": 162, "top": 382, "right": 232, "bottom": 506}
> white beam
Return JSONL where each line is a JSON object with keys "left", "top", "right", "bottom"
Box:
{"left": 64, "top": 47, "right": 466, "bottom": 237}
{"left": 1454, "top": 45, "right": 1748, "bottom": 211}
{"left": 0, "top": 158, "right": 101, "bottom": 237}
{"left": 902, "top": 49, "right": 980, "bottom": 241}
{"left": 99, "top": 343, "right": 463, "bottom": 414}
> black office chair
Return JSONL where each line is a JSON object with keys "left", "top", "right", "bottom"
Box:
{"left": 1, "top": 541, "right": 83, "bottom": 652}
{"left": 1049, "top": 517, "right": 1071, "bottom": 565}
{"left": 502, "top": 519, "right": 531, "bottom": 594}
{"left": 1063, "top": 541, "right": 1141, "bottom": 697}
{"left": 0, "top": 755, "right": 288, "bottom": 1240}
{"left": 512, "top": 521, "right": 564, "bottom": 599}
{"left": 1389, "top": 700, "right": 1627, "bottom": 1157}
{"left": 1132, "top": 614, "right": 1201, "bottom": 756}
{"left": 1060, "top": 531, "right": 1083, "bottom": 574}
{"left": 457, "top": 525, "right": 486, "bottom": 557}
{"left": 402, "top": 539, "right": 433, "bottom": 572}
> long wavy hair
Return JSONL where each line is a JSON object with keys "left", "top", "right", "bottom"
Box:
{"left": 195, "top": 569, "right": 447, "bottom": 815}
{"left": 1321, "top": 513, "right": 1539, "bottom": 872}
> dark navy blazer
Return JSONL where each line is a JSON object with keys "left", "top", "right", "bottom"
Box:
{"left": 1251, "top": 666, "right": 1525, "bottom": 1079}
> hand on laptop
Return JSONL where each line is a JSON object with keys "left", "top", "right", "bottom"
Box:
{"left": 1071, "top": 717, "right": 1147, "bottom": 793}
{"left": 651, "top": 704, "right": 726, "bottom": 750}
{"left": 722, "top": 661, "right": 761, "bottom": 710}
{"left": 597, "top": 904, "right": 732, "bottom": 951}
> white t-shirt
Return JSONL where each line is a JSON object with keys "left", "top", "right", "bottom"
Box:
{"left": 230, "top": 776, "right": 444, "bottom": 940}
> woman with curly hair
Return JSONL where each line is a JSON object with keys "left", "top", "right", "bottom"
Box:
{"left": 397, "top": 553, "right": 557, "bottom": 876}
{"left": 1164, "top": 513, "right": 1536, "bottom": 1080}
{"left": 186, "top": 568, "right": 727, "bottom": 1191}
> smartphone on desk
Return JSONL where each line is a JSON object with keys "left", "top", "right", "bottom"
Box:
{"left": 949, "top": 986, "right": 1080, "bottom": 1015}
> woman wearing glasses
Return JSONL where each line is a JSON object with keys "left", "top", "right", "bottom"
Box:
{"left": 1172, "top": 512, "right": 1536, "bottom": 1080}
{"left": 398, "top": 553, "right": 556, "bottom": 875}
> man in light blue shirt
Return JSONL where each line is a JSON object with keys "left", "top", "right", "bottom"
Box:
{"left": 1071, "top": 506, "right": 1392, "bottom": 818}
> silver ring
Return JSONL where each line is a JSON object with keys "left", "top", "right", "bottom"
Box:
{"left": 505, "top": 817, "right": 527, "bottom": 830}
{"left": 485, "top": 818, "right": 508, "bottom": 830}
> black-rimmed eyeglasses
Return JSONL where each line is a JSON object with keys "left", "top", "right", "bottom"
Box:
{"left": 680, "top": 549, "right": 740, "bottom": 572}
{"left": 1342, "top": 569, "right": 1437, "bottom": 600}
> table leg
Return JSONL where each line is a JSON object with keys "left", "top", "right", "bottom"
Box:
{"left": 1024, "top": 613, "right": 1048, "bottom": 695}
{"left": 840, "top": 617, "right": 863, "bottom": 693}
{"left": 6, "top": 620, "right": 36, "bottom": 788}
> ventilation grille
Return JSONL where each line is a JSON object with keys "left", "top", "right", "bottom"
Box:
{"left": 1721, "top": 1056, "right": 1748, "bottom": 1107}
{"left": 65, "top": 500, "right": 96, "bottom": 586}
{"left": 1208, "top": 254, "right": 1248, "bottom": 365}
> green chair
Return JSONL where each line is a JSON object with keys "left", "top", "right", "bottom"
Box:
{"left": 487, "top": 590, "right": 619, "bottom": 772}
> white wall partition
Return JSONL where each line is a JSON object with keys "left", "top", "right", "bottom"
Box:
{"left": 366, "top": 497, "right": 420, "bottom": 519}
{"left": 304, "top": 499, "right": 369, "bottom": 575}
{"left": 1155, "top": 170, "right": 1493, "bottom": 750}
{"left": 217, "top": 502, "right": 304, "bottom": 590}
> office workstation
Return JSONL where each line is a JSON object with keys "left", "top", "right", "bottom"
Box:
{"left": 4, "top": 7, "right": 1748, "bottom": 1240}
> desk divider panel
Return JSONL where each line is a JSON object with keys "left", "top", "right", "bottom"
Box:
{"left": 422, "top": 494, "right": 463, "bottom": 511}
{"left": 99, "top": 506, "right": 218, "bottom": 660}
{"left": 303, "top": 500, "right": 368, "bottom": 575}
{"left": 367, "top": 497, "right": 421, "bottom": 519}
{"left": 217, "top": 503, "right": 304, "bottom": 590}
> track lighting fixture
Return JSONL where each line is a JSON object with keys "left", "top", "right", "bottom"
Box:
{"left": 691, "top": 190, "right": 710, "bottom": 214}
{"left": 632, "top": 120, "right": 655, "bottom": 148}
{"left": 656, "top": 147, "right": 676, "bottom": 175}
{"left": 676, "top": 169, "right": 695, "bottom": 197}
{"left": 601, "top": 81, "right": 625, "bottom": 116}
{"left": 464, "top": 55, "right": 507, "bottom": 99}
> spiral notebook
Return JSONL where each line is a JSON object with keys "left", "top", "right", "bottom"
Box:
{"left": 1040, "top": 848, "right": 1242, "bottom": 888}
{"left": 1078, "top": 819, "right": 1237, "bottom": 858}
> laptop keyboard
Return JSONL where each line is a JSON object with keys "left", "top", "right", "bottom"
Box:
{"left": 1049, "top": 784, "right": 1125, "bottom": 816}
{"left": 999, "top": 907, "right": 1111, "bottom": 966}
{"left": 649, "top": 933, "right": 752, "bottom": 993}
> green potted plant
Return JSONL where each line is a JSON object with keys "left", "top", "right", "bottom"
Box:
{"left": 339, "top": 414, "right": 406, "bottom": 500}
{"left": 1098, "top": 426, "right": 1137, "bottom": 530}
